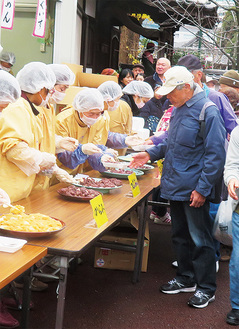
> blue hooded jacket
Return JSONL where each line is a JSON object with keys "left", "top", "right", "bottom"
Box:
{"left": 147, "top": 89, "right": 226, "bottom": 202}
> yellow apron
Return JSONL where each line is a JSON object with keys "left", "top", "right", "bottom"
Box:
{"left": 0, "top": 98, "right": 42, "bottom": 202}
{"left": 107, "top": 100, "right": 132, "bottom": 156}
{"left": 33, "top": 104, "right": 56, "bottom": 191}
{"left": 55, "top": 106, "right": 110, "bottom": 175}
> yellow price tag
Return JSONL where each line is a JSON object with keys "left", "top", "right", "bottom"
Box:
{"left": 157, "top": 159, "right": 164, "bottom": 177}
{"left": 90, "top": 194, "right": 108, "bottom": 228}
{"left": 128, "top": 172, "right": 140, "bottom": 197}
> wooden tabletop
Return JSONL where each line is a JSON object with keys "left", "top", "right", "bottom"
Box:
{"left": 2, "top": 169, "right": 158, "bottom": 256}
{"left": 0, "top": 245, "right": 47, "bottom": 289}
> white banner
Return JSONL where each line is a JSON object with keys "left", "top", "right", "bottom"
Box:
{"left": 33, "top": 0, "right": 47, "bottom": 38}
{"left": 1, "top": 0, "right": 15, "bottom": 30}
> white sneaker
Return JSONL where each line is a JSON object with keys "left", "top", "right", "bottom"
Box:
{"left": 150, "top": 211, "right": 157, "bottom": 220}
{"left": 154, "top": 212, "right": 171, "bottom": 225}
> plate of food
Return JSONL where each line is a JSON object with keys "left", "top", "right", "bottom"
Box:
{"left": 135, "top": 164, "right": 154, "bottom": 172}
{"left": 118, "top": 154, "right": 151, "bottom": 164}
{"left": 100, "top": 168, "right": 144, "bottom": 179}
{"left": 73, "top": 177, "right": 123, "bottom": 194}
{"left": 57, "top": 185, "right": 101, "bottom": 201}
{"left": 0, "top": 205, "right": 65, "bottom": 238}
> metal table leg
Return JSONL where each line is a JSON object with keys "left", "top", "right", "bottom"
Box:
{"left": 132, "top": 199, "right": 148, "bottom": 283}
{"left": 55, "top": 256, "right": 68, "bottom": 329}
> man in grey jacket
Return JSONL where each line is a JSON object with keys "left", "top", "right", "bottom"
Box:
{"left": 130, "top": 66, "right": 226, "bottom": 308}
{"left": 224, "top": 125, "right": 239, "bottom": 325}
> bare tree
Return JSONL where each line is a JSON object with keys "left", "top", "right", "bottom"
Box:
{"left": 150, "top": 0, "right": 239, "bottom": 69}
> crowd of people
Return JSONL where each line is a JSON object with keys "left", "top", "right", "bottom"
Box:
{"left": 0, "top": 46, "right": 239, "bottom": 327}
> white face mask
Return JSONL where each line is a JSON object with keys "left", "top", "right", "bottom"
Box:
{"left": 39, "top": 93, "right": 50, "bottom": 107}
{"left": 0, "top": 64, "right": 11, "bottom": 72}
{"left": 49, "top": 89, "right": 66, "bottom": 104}
{"left": 107, "top": 100, "right": 120, "bottom": 111}
{"left": 137, "top": 100, "right": 145, "bottom": 109}
{"left": 80, "top": 113, "right": 100, "bottom": 127}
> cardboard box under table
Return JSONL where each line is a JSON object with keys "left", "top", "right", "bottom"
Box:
{"left": 94, "top": 212, "right": 149, "bottom": 272}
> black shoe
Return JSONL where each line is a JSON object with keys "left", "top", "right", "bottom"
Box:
{"left": 226, "top": 309, "right": 239, "bottom": 325}
{"left": 188, "top": 290, "right": 215, "bottom": 308}
{"left": 160, "top": 278, "right": 196, "bottom": 294}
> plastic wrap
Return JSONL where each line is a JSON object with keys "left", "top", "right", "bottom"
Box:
{"left": 55, "top": 135, "right": 78, "bottom": 154}
{"left": 6, "top": 142, "right": 43, "bottom": 176}
{"left": 0, "top": 188, "right": 11, "bottom": 206}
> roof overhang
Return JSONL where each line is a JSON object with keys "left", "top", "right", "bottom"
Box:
{"left": 97, "top": 0, "right": 218, "bottom": 40}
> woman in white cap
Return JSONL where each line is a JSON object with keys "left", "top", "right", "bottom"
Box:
{"left": 98, "top": 81, "right": 132, "bottom": 155}
{"left": 0, "top": 62, "right": 74, "bottom": 202}
{"left": 48, "top": 63, "right": 75, "bottom": 104}
{"left": 0, "top": 70, "right": 21, "bottom": 203}
{"left": 0, "top": 70, "right": 25, "bottom": 329}
{"left": 121, "top": 80, "right": 154, "bottom": 116}
{"left": 56, "top": 87, "right": 144, "bottom": 174}
{"left": 0, "top": 51, "right": 16, "bottom": 74}
{"left": 47, "top": 64, "right": 79, "bottom": 155}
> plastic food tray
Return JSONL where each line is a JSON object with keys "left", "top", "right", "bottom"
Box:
{"left": 102, "top": 161, "right": 129, "bottom": 169}
{"left": 136, "top": 164, "right": 154, "bottom": 172}
{"left": 57, "top": 188, "right": 101, "bottom": 201}
{"left": 100, "top": 168, "right": 144, "bottom": 179}
{"left": 0, "top": 235, "right": 27, "bottom": 253}
{"left": 73, "top": 177, "right": 122, "bottom": 194}
{"left": 131, "top": 145, "right": 154, "bottom": 152}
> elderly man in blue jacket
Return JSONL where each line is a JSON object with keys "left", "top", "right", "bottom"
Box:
{"left": 130, "top": 66, "right": 226, "bottom": 309}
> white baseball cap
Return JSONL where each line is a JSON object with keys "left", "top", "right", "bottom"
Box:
{"left": 156, "top": 66, "right": 194, "bottom": 96}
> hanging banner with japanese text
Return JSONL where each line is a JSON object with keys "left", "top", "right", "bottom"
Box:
{"left": 33, "top": 0, "right": 47, "bottom": 38}
{"left": 1, "top": 0, "right": 15, "bottom": 30}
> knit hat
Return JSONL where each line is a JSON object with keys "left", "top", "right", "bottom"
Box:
{"left": 219, "top": 70, "right": 239, "bottom": 88}
{"left": 177, "top": 54, "right": 202, "bottom": 71}
{"left": 101, "top": 68, "right": 118, "bottom": 77}
{"left": 132, "top": 63, "right": 145, "bottom": 70}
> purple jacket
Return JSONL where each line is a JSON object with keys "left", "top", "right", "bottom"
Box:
{"left": 204, "top": 84, "right": 237, "bottom": 134}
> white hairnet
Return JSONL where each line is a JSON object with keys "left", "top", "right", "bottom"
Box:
{"left": 16, "top": 62, "right": 56, "bottom": 94}
{"left": 73, "top": 88, "right": 104, "bottom": 113}
{"left": 98, "top": 81, "right": 122, "bottom": 101}
{"left": 48, "top": 64, "right": 75, "bottom": 85}
{"left": 0, "top": 51, "right": 16, "bottom": 65}
{"left": 0, "top": 70, "right": 21, "bottom": 104}
{"left": 122, "top": 81, "right": 154, "bottom": 98}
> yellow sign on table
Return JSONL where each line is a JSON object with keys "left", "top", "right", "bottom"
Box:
{"left": 90, "top": 194, "right": 108, "bottom": 228}
{"left": 128, "top": 172, "right": 140, "bottom": 197}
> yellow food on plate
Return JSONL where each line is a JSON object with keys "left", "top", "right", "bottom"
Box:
{"left": 10, "top": 205, "right": 25, "bottom": 214}
{"left": 0, "top": 212, "right": 62, "bottom": 232}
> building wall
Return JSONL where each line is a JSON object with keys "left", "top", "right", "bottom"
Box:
{"left": 53, "top": 0, "right": 81, "bottom": 64}
{"left": 1, "top": 0, "right": 54, "bottom": 74}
